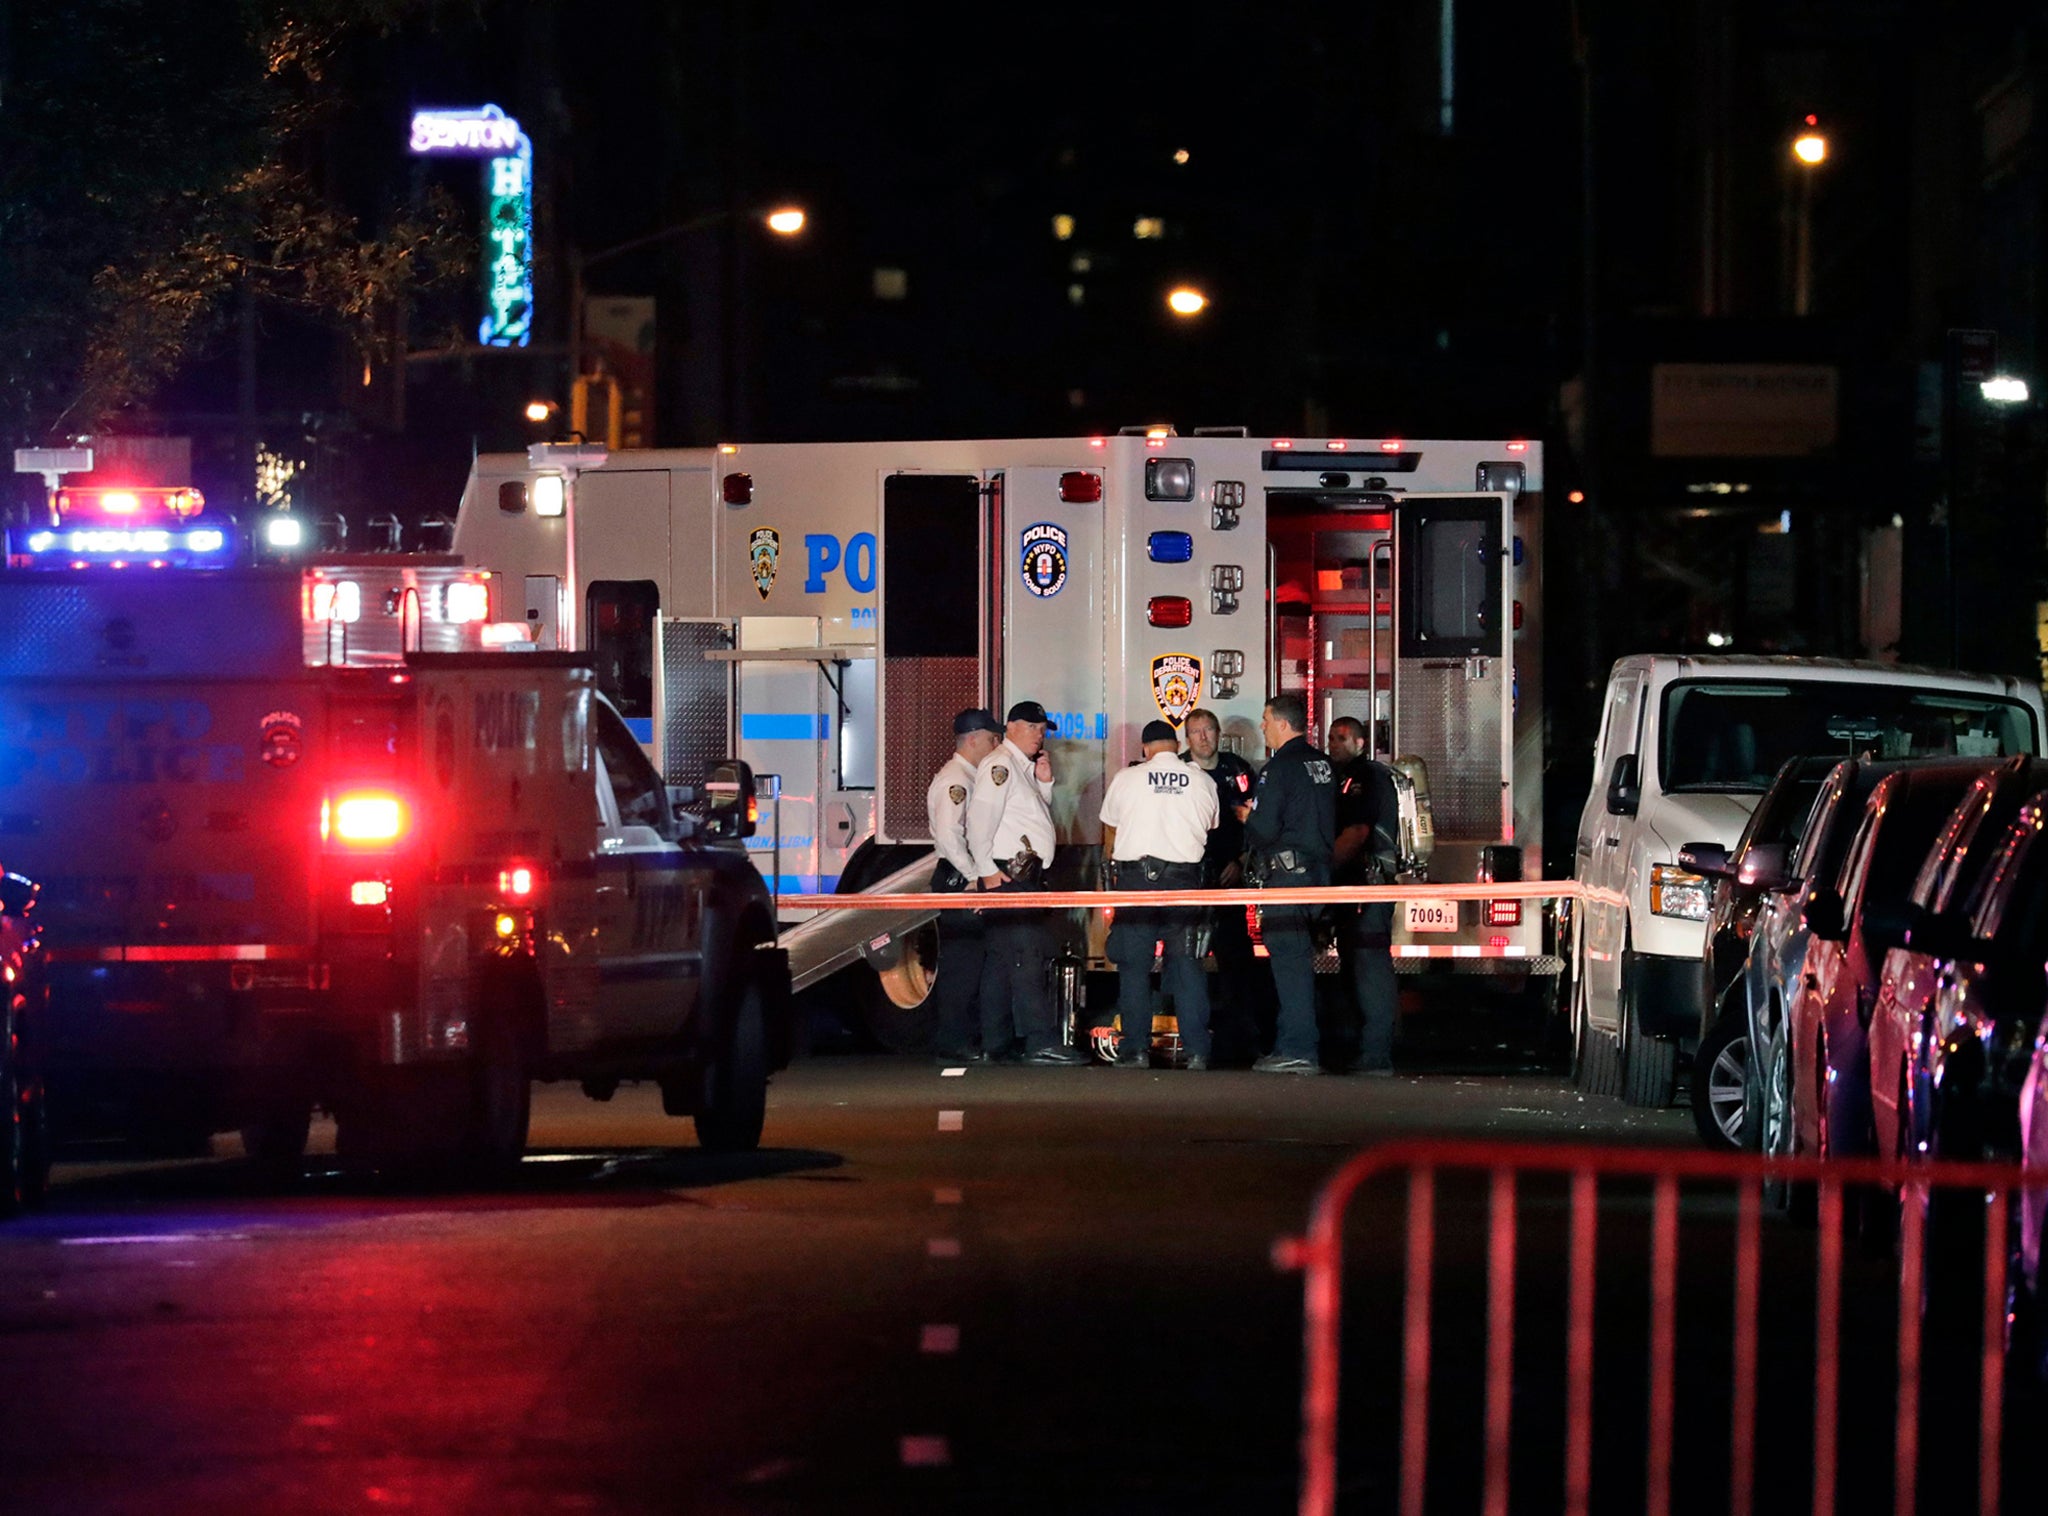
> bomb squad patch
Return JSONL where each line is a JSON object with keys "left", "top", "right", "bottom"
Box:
{"left": 748, "top": 527, "right": 780, "bottom": 599}
{"left": 1019, "top": 522, "right": 1069, "bottom": 598}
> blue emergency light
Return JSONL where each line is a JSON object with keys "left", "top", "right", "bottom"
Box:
{"left": 1147, "top": 530, "right": 1195, "bottom": 564}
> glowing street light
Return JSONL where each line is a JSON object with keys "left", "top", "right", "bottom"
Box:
{"left": 1982, "top": 375, "right": 2030, "bottom": 404}
{"left": 1166, "top": 286, "right": 1209, "bottom": 317}
{"left": 764, "top": 207, "right": 807, "bottom": 236}
{"left": 524, "top": 399, "right": 557, "bottom": 423}
{"left": 1792, "top": 132, "right": 1827, "bottom": 166}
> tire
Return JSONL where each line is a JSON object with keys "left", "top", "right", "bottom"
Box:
{"left": 695, "top": 977, "right": 769, "bottom": 1153}
{"left": 1690, "top": 1009, "right": 1750, "bottom": 1149}
{"left": 2, "top": 992, "right": 50, "bottom": 1218}
{"left": 1569, "top": 949, "right": 1622, "bottom": 1097}
{"left": 1761, "top": 1022, "right": 1808, "bottom": 1219}
{"left": 1619, "top": 950, "right": 1678, "bottom": 1108}
{"left": 239, "top": 1099, "right": 313, "bottom": 1167}
{"left": 462, "top": 1011, "right": 532, "bottom": 1172}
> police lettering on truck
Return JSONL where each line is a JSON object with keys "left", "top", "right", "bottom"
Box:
{"left": 0, "top": 485, "right": 791, "bottom": 1168}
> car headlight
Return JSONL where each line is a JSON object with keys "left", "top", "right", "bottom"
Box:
{"left": 1650, "top": 863, "right": 1711, "bottom": 922}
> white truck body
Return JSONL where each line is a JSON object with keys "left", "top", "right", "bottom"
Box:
{"left": 453, "top": 432, "right": 1553, "bottom": 1010}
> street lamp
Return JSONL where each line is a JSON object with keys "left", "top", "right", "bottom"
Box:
{"left": 1982, "top": 375, "right": 2030, "bottom": 404}
{"left": 1167, "top": 285, "right": 1209, "bottom": 317}
{"left": 1787, "top": 116, "right": 1826, "bottom": 316}
{"left": 568, "top": 204, "right": 808, "bottom": 441}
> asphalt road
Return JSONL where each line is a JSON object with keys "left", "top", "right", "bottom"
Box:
{"left": 22, "top": 1036, "right": 2034, "bottom": 1516}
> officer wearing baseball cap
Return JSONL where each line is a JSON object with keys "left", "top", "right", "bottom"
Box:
{"left": 927, "top": 708, "right": 1003, "bottom": 1062}
{"left": 963, "top": 700, "right": 1085, "bottom": 1064}
{"left": 1098, "top": 718, "right": 1219, "bottom": 1069}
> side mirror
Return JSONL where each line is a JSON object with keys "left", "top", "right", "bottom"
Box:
{"left": 1678, "top": 842, "right": 1731, "bottom": 879}
{"left": 1605, "top": 753, "right": 1641, "bottom": 817}
{"left": 703, "top": 760, "right": 757, "bottom": 841}
{"left": 1804, "top": 889, "right": 1846, "bottom": 943}
{"left": 1736, "top": 842, "right": 1791, "bottom": 892}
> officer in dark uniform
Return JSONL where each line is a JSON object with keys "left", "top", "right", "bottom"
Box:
{"left": 1326, "top": 715, "right": 1399, "bottom": 1074}
{"left": 1238, "top": 692, "right": 1336, "bottom": 1074}
{"left": 1183, "top": 707, "right": 1264, "bottom": 1061}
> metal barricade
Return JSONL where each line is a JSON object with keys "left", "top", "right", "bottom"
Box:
{"left": 1273, "top": 1140, "right": 2047, "bottom": 1516}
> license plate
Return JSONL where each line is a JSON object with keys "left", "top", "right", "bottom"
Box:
{"left": 1403, "top": 898, "right": 1460, "bottom": 933}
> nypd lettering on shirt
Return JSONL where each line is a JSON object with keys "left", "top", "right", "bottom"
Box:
{"left": 1146, "top": 767, "right": 1192, "bottom": 790}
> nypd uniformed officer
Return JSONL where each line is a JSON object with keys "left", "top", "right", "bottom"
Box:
{"left": 1183, "top": 706, "right": 1264, "bottom": 1062}
{"left": 1326, "top": 715, "right": 1399, "bottom": 1075}
{"left": 1099, "top": 719, "right": 1220, "bottom": 1070}
{"left": 927, "top": 708, "right": 1003, "bottom": 1062}
{"left": 964, "top": 700, "right": 1087, "bottom": 1066}
{"left": 1237, "top": 692, "right": 1336, "bottom": 1074}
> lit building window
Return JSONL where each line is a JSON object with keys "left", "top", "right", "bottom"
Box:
{"left": 1070, "top": 254, "right": 1091, "bottom": 274}
{"left": 1133, "top": 217, "right": 1165, "bottom": 240}
{"left": 1173, "top": 148, "right": 1190, "bottom": 165}
{"left": 873, "top": 267, "right": 908, "bottom": 301}
{"left": 1052, "top": 214, "right": 1075, "bottom": 241}
{"left": 1068, "top": 284, "right": 1086, "bottom": 306}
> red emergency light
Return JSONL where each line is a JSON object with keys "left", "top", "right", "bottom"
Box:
{"left": 53, "top": 485, "right": 205, "bottom": 522}
{"left": 1146, "top": 596, "right": 1194, "bottom": 628}
{"left": 1378, "top": 439, "right": 1404, "bottom": 454}
{"left": 1485, "top": 900, "right": 1522, "bottom": 928}
{"left": 322, "top": 790, "right": 411, "bottom": 847}
{"left": 1059, "top": 471, "right": 1103, "bottom": 503}
{"left": 499, "top": 865, "right": 537, "bottom": 898}
{"left": 1507, "top": 440, "right": 1529, "bottom": 453}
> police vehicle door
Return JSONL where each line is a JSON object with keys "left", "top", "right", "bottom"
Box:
{"left": 592, "top": 698, "right": 700, "bottom": 1041}
{"left": 1395, "top": 493, "right": 1514, "bottom": 873}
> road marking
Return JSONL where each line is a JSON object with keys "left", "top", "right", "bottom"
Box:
{"left": 933, "top": 1186, "right": 963, "bottom": 1205}
{"left": 60, "top": 1233, "right": 252, "bottom": 1246}
{"left": 940, "top": 1066, "right": 967, "bottom": 1077}
{"left": 900, "top": 1434, "right": 952, "bottom": 1468}
{"left": 921, "top": 1324, "right": 960, "bottom": 1354}
{"left": 927, "top": 1237, "right": 962, "bottom": 1259}
{"left": 937, "top": 1110, "right": 964, "bottom": 1132}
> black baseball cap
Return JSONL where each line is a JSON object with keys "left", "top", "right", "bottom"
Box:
{"left": 1006, "top": 700, "right": 1048, "bottom": 724}
{"left": 952, "top": 707, "right": 1002, "bottom": 736}
{"left": 1140, "top": 719, "right": 1179, "bottom": 744}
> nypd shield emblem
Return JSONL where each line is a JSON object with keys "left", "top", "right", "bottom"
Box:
{"left": 1150, "top": 653, "right": 1203, "bottom": 727}
{"left": 748, "top": 527, "right": 780, "bottom": 599}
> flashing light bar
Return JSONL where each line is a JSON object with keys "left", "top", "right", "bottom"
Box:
{"left": 14, "top": 525, "right": 231, "bottom": 567}
{"left": 52, "top": 485, "right": 205, "bottom": 522}
{"left": 322, "top": 791, "right": 410, "bottom": 847}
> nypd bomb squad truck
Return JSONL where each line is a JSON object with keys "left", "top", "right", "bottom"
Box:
{"left": 0, "top": 475, "right": 788, "bottom": 1165}
{"left": 452, "top": 430, "right": 1553, "bottom": 1047}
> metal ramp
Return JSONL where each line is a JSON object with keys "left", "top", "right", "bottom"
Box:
{"left": 779, "top": 851, "right": 937, "bottom": 995}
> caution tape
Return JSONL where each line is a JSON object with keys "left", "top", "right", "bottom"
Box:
{"left": 775, "top": 880, "right": 1629, "bottom": 911}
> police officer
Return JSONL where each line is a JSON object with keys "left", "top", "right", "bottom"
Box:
{"left": 1237, "top": 693, "right": 1336, "bottom": 1074}
{"left": 1326, "top": 715, "right": 1399, "bottom": 1075}
{"left": 927, "top": 708, "right": 1003, "bottom": 1062}
{"left": 1099, "top": 719, "right": 1220, "bottom": 1070}
{"left": 964, "top": 700, "right": 1087, "bottom": 1066}
{"left": 1183, "top": 706, "right": 1264, "bottom": 1062}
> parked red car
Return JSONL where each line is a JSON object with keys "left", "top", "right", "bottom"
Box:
{"left": 1787, "top": 762, "right": 1992, "bottom": 1174}
{"left": 0, "top": 869, "right": 49, "bottom": 1217}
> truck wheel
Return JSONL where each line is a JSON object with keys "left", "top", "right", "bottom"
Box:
{"left": 1689, "top": 1006, "right": 1750, "bottom": 1149}
{"left": 239, "top": 1099, "right": 313, "bottom": 1167}
{"left": 1569, "top": 948, "right": 1621, "bottom": 1096}
{"left": 464, "top": 1012, "right": 532, "bottom": 1172}
{"left": 695, "top": 978, "right": 768, "bottom": 1154}
{"left": 2, "top": 996, "right": 50, "bottom": 1217}
{"left": 1618, "top": 950, "right": 1677, "bottom": 1108}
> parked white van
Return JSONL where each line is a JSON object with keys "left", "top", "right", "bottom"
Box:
{"left": 1570, "top": 656, "right": 2045, "bottom": 1106}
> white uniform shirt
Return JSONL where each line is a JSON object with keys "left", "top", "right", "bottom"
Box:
{"left": 925, "top": 752, "right": 980, "bottom": 880}
{"left": 965, "top": 737, "right": 1057, "bottom": 879}
{"left": 1099, "top": 752, "right": 1218, "bottom": 864}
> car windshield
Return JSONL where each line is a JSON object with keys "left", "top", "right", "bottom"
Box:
{"left": 1659, "top": 681, "right": 2035, "bottom": 794}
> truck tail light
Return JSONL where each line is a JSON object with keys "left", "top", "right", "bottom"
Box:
{"left": 1059, "top": 470, "right": 1102, "bottom": 502}
{"left": 1147, "top": 596, "right": 1193, "bottom": 627}
{"left": 723, "top": 473, "right": 753, "bottom": 505}
{"left": 1485, "top": 899, "right": 1522, "bottom": 927}
{"left": 349, "top": 880, "right": 390, "bottom": 906}
{"left": 322, "top": 790, "right": 410, "bottom": 847}
{"left": 499, "top": 865, "right": 536, "bottom": 898}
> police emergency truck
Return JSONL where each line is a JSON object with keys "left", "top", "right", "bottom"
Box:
{"left": 453, "top": 431, "right": 1552, "bottom": 1046}
{"left": 0, "top": 481, "right": 788, "bottom": 1166}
